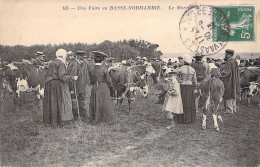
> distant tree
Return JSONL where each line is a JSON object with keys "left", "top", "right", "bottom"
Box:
{"left": 0, "top": 39, "right": 162, "bottom": 62}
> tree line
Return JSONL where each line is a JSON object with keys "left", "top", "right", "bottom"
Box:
{"left": 0, "top": 39, "right": 163, "bottom": 62}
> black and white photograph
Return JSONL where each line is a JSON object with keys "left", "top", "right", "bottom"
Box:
{"left": 0, "top": 0, "right": 259, "bottom": 166}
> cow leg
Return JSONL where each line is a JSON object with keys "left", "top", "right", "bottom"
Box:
{"left": 217, "top": 101, "right": 223, "bottom": 122}
{"left": 13, "top": 93, "right": 19, "bottom": 112}
{"left": 213, "top": 114, "right": 219, "bottom": 131}
{"left": 1, "top": 90, "right": 6, "bottom": 112}
{"left": 128, "top": 99, "right": 131, "bottom": 112}
{"left": 211, "top": 101, "right": 219, "bottom": 131}
{"left": 202, "top": 111, "right": 207, "bottom": 130}
{"left": 248, "top": 97, "right": 251, "bottom": 106}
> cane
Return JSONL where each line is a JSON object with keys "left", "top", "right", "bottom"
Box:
{"left": 73, "top": 81, "right": 81, "bottom": 123}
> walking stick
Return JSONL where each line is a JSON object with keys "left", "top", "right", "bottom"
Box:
{"left": 73, "top": 81, "right": 81, "bottom": 123}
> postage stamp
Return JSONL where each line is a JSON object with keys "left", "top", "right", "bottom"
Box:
{"left": 179, "top": 5, "right": 230, "bottom": 56}
{"left": 213, "top": 6, "right": 255, "bottom": 42}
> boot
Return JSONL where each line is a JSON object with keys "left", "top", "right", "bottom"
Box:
{"left": 166, "top": 120, "right": 175, "bottom": 130}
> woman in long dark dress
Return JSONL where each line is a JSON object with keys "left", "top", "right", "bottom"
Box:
{"left": 88, "top": 51, "right": 115, "bottom": 124}
{"left": 43, "top": 49, "right": 78, "bottom": 124}
{"left": 175, "top": 54, "right": 197, "bottom": 124}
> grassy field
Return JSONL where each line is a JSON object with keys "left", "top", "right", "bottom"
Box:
{"left": 0, "top": 81, "right": 259, "bottom": 167}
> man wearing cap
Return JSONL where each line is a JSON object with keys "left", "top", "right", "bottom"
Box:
{"left": 220, "top": 49, "right": 240, "bottom": 114}
{"left": 32, "top": 51, "right": 45, "bottom": 66}
{"left": 191, "top": 53, "right": 210, "bottom": 112}
{"left": 67, "top": 50, "right": 87, "bottom": 120}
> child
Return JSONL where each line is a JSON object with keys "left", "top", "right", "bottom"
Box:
{"left": 162, "top": 71, "right": 183, "bottom": 129}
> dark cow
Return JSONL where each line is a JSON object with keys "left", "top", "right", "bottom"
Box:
{"left": 1, "top": 62, "right": 47, "bottom": 110}
{"left": 240, "top": 67, "right": 260, "bottom": 105}
{"left": 199, "top": 68, "right": 224, "bottom": 131}
{"left": 109, "top": 66, "right": 147, "bottom": 111}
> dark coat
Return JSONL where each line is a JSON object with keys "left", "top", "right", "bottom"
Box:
{"left": 67, "top": 58, "right": 85, "bottom": 94}
{"left": 220, "top": 58, "right": 240, "bottom": 100}
{"left": 32, "top": 58, "right": 44, "bottom": 66}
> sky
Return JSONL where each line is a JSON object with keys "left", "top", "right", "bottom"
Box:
{"left": 0, "top": 0, "right": 259, "bottom": 54}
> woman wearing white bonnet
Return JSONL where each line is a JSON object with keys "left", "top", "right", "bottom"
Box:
{"left": 175, "top": 53, "right": 197, "bottom": 124}
{"left": 43, "top": 48, "right": 78, "bottom": 125}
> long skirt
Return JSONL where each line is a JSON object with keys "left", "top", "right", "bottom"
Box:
{"left": 174, "top": 85, "right": 196, "bottom": 124}
{"left": 43, "top": 80, "right": 73, "bottom": 124}
{"left": 89, "top": 83, "right": 115, "bottom": 124}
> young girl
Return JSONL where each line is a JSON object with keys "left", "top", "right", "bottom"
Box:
{"left": 162, "top": 71, "right": 183, "bottom": 129}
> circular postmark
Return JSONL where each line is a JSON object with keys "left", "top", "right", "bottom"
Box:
{"left": 179, "top": 5, "right": 230, "bottom": 56}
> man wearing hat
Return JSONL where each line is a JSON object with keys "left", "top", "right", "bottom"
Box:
{"left": 135, "top": 56, "right": 142, "bottom": 65}
{"left": 126, "top": 57, "right": 134, "bottom": 66}
{"left": 67, "top": 50, "right": 87, "bottom": 120}
{"left": 105, "top": 58, "right": 115, "bottom": 68}
{"left": 177, "top": 56, "right": 184, "bottom": 68}
{"left": 191, "top": 53, "right": 210, "bottom": 112}
{"left": 167, "top": 59, "right": 173, "bottom": 68}
{"left": 32, "top": 51, "right": 45, "bottom": 66}
{"left": 191, "top": 53, "right": 210, "bottom": 82}
{"left": 151, "top": 58, "right": 160, "bottom": 84}
{"left": 140, "top": 57, "right": 146, "bottom": 65}
{"left": 220, "top": 49, "right": 240, "bottom": 114}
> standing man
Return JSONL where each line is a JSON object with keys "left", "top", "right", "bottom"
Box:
{"left": 67, "top": 50, "right": 87, "bottom": 120}
{"left": 151, "top": 58, "right": 160, "bottom": 84}
{"left": 135, "top": 57, "right": 142, "bottom": 65}
{"left": 167, "top": 59, "right": 173, "bottom": 68}
{"left": 177, "top": 56, "right": 184, "bottom": 68}
{"left": 32, "top": 51, "right": 45, "bottom": 66}
{"left": 220, "top": 49, "right": 240, "bottom": 114}
{"left": 191, "top": 53, "right": 210, "bottom": 112}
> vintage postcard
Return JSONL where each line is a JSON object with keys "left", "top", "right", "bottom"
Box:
{"left": 0, "top": 0, "right": 259, "bottom": 166}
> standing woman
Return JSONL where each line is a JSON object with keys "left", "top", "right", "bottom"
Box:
{"left": 88, "top": 51, "right": 115, "bottom": 124}
{"left": 43, "top": 49, "right": 78, "bottom": 125}
{"left": 177, "top": 54, "right": 197, "bottom": 124}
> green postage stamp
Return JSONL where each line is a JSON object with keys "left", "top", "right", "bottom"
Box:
{"left": 213, "top": 6, "right": 255, "bottom": 41}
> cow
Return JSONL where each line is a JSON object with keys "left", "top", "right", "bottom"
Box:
{"left": 109, "top": 66, "right": 147, "bottom": 111}
{"left": 0, "top": 62, "right": 47, "bottom": 111}
{"left": 244, "top": 77, "right": 260, "bottom": 106}
{"left": 240, "top": 67, "right": 260, "bottom": 105}
{"left": 130, "top": 64, "right": 154, "bottom": 96}
{"left": 199, "top": 68, "right": 224, "bottom": 131}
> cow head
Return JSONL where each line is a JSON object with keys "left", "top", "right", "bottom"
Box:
{"left": 247, "top": 82, "right": 259, "bottom": 97}
{"left": 125, "top": 83, "right": 138, "bottom": 102}
{"left": 1, "top": 63, "right": 32, "bottom": 97}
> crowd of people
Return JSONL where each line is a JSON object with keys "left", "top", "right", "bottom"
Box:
{"left": 0, "top": 48, "right": 248, "bottom": 129}
{"left": 158, "top": 49, "right": 241, "bottom": 129}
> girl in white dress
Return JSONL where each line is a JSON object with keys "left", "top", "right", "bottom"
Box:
{"left": 162, "top": 71, "right": 183, "bottom": 129}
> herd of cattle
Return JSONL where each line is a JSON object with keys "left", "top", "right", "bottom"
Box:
{"left": 0, "top": 58, "right": 259, "bottom": 117}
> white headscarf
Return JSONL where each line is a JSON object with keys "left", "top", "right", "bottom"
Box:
{"left": 182, "top": 54, "right": 193, "bottom": 64}
{"left": 56, "top": 49, "right": 67, "bottom": 64}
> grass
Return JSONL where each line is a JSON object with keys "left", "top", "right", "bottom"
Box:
{"left": 0, "top": 82, "right": 259, "bottom": 167}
